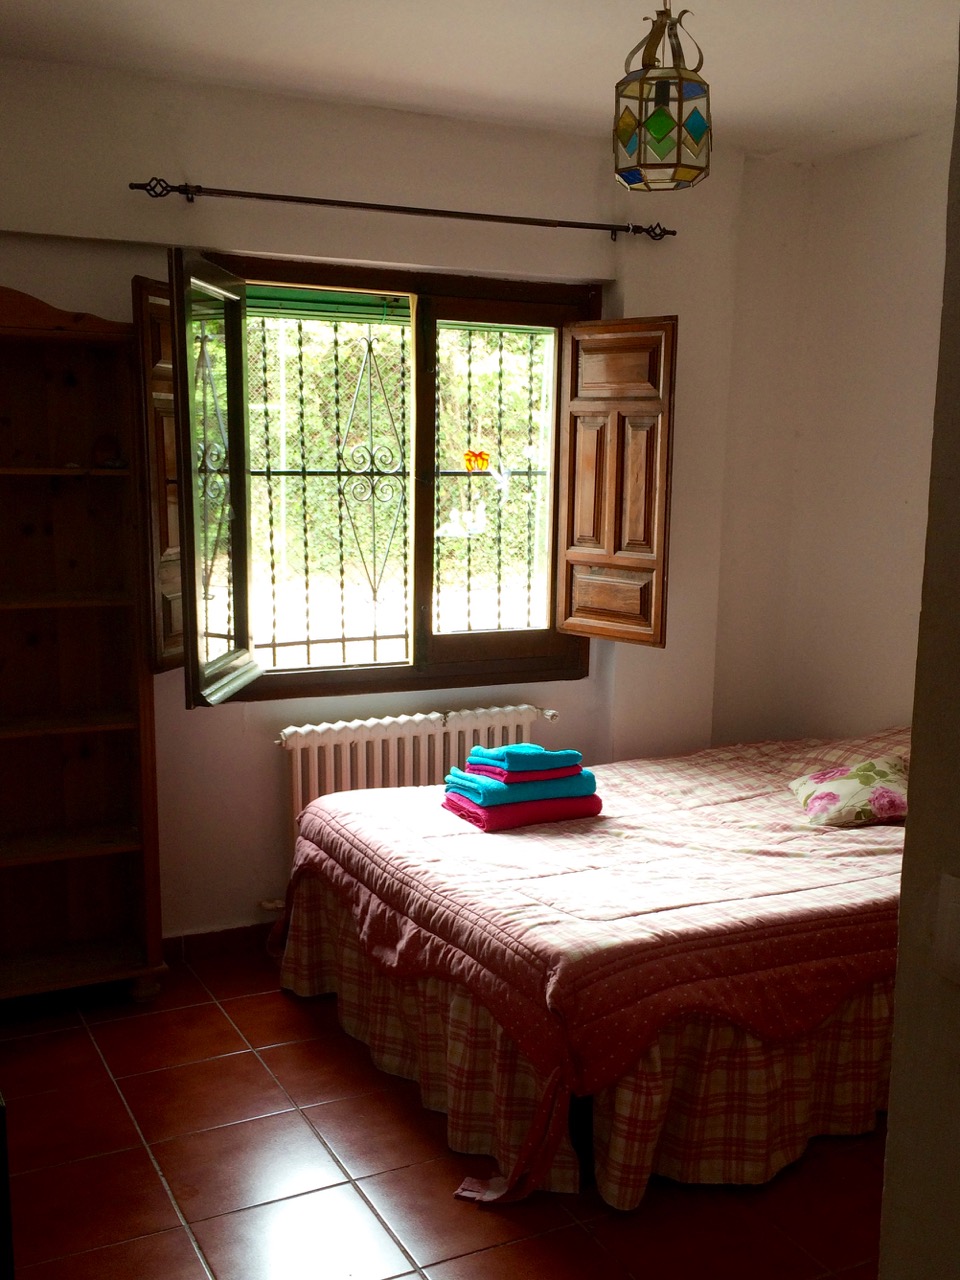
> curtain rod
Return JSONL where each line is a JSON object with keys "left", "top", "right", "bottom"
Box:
{"left": 129, "top": 177, "right": 677, "bottom": 242}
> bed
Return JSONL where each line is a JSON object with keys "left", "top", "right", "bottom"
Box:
{"left": 275, "top": 725, "right": 907, "bottom": 1209}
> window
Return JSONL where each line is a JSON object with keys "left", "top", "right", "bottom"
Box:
{"left": 169, "top": 252, "right": 599, "bottom": 705}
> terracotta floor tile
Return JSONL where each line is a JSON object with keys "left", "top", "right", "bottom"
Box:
{"left": 359, "top": 1154, "right": 574, "bottom": 1268}
{"left": 14, "top": 1228, "right": 209, "bottom": 1279}
{"left": 185, "top": 949, "right": 281, "bottom": 1000}
{"left": 834, "top": 1263, "right": 880, "bottom": 1279}
{"left": 259, "top": 1034, "right": 387, "bottom": 1106}
{"left": 6, "top": 1078, "right": 140, "bottom": 1173}
{"left": 221, "top": 989, "right": 339, "bottom": 1048}
{"left": 0, "top": 1029, "right": 107, "bottom": 1100}
{"left": 182, "top": 924, "right": 273, "bottom": 963}
{"left": 423, "top": 1223, "right": 636, "bottom": 1279}
{"left": 586, "top": 1178, "right": 828, "bottom": 1280}
{"left": 79, "top": 964, "right": 213, "bottom": 1023}
{"left": 89, "top": 1003, "right": 247, "bottom": 1076}
{"left": 736, "top": 1137, "right": 883, "bottom": 1272}
{"left": 10, "top": 1146, "right": 180, "bottom": 1268}
{"left": 118, "top": 1050, "right": 292, "bottom": 1143}
{"left": 305, "top": 1081, "right": 451, "bottom": 1177}
{"left": 0, "top": 992, "right": 81, "bottom": 1042}
{"left": 152, "top": 1110, "right": 345, "bottom": 1221}
{"left": 192, "top": 1182, "right": 414, "bottom": 1280}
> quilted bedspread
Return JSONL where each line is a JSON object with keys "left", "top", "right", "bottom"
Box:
{"left": 289, "top": 727, "right": 907, "bottom": 1103}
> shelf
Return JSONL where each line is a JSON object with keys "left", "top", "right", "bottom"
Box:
{"left": 0, "top": 941, "right": 158, "bottom": 1001}
{"left": 0, "top": 286, "right": 162, "bottom": 1001}
{"left": 0, "top": 712, "right": 138, "bottom": 740}
{"left": 0, "top": 827, "right": 142, "bottom": 869}
{"left": 0, "top": 592, "right": 133, "bottom": 611}
{"left": 0, "top": 466, "right": 130, "bottom": 477}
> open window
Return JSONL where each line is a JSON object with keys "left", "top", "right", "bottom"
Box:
{"left": 167, "top": 250, "right": 610, "bottom": 705}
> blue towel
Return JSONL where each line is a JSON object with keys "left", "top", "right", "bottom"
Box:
{"left": 467, "top": 743, "right": 583, "bottom": 772}
{"left": 445, "top": 765, "right": 596, "bottom": 807}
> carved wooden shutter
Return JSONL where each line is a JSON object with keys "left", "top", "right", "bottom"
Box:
{"left": 555, "top": 316, "right": 676, "bottom": 645}
{"left": 133, "top": 276, "right": 183, "bottom": 671}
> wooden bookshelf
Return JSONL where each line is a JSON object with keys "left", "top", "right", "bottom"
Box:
{"left": 0, "top": 286, "right": 163, "bottom": 998}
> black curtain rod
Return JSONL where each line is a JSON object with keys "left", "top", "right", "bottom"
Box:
{"left": 129, "top": 176, "right": 676, "bottom": 242}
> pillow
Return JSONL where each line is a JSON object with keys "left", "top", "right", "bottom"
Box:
{"left": 788, "top": 754, "right": 908, "bottom": 826}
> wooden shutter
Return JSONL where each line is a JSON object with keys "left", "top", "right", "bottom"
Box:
{"left": 132, "top": 276, "right": 183, "bottom": 671}
{"left": 555, "top": 316, "right": 676, "bottom": 645}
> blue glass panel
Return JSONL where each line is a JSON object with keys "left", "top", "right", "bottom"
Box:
{"left": 617, "top": 168, "right": 645, "bottom": 187}
{"left": 682, "top": 81, "right": 707, "bottom": 100}
{"left": 624, "top": 132, "right": 639, "bottom": 157}
{"left": 684, "top": 107, "right": 709, "bottom": 144}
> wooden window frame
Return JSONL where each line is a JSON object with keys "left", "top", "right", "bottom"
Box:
{"left": 169, "top": 251, "right": 599, "bottom": 705}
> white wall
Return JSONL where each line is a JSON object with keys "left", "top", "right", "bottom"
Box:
{"left": 2, "top": 57, "right": 947, "bottom": 937}
{"left": 713, "top": 127, "right": 952, "bottom": 744}
{"left": 0, "top": 58, "right": 744, "bottom": 934}
{"left": 607, "top": 156, "right": 745, "bottom": 760}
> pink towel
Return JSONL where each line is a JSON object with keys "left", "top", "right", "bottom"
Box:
{"left": 442, "top": 791, "right": 602, "bottom": 832}
{"left": 465, "top": 761, "right": 583, "bottom": 784}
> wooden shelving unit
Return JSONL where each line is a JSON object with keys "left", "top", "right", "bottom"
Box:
{"left": 0, "top": 286, "right": 163, "bottom": 999}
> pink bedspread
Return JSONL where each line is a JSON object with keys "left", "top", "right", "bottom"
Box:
{"left": 287, "top": 727, "right": 907, "bottom": 1196}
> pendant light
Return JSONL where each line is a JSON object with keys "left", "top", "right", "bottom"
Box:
{"left": 614, "top": 6, "right": 711, "bottom": 191}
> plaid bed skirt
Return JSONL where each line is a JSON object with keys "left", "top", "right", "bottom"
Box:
{"left": 279, "top": 872, "right": 893, "bottom": 1210}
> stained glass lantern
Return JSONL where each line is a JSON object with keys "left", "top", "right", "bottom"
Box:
{"left": 614, "top": 6, "right": 711, "bottom": 192}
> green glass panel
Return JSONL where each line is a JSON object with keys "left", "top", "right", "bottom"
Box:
{"left": 645, "top": 133, "right": 677, "bottom": 162}
{"left": 643, "top": 106, "right": 676, "bottom": 143}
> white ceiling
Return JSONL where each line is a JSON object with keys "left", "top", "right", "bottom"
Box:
{"left": 2, "top": 0, "right": 958, "bottom": 159}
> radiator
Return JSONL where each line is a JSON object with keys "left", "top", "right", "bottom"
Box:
{"left": 278, "top": 703, "right": 558, "bottom": 820}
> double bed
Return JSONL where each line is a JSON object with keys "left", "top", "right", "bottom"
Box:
{"left": 275, "top": 725, "right": 907, "bottom": 1208}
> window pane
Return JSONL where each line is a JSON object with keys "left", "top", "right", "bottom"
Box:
{"left": 246, "top": 313, "right": 412, "bottom": 671}
{"left": 188, "top": 293, "right": 235, "bottom": 666}
{"left": 434, "top": 324, "right": 556, "bottom": 634}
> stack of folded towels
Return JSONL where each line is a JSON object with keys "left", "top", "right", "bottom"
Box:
{"left": 442, "top": 742, "right": 602, "bottom": 832}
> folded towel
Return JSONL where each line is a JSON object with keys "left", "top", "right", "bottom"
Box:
{"left": 465, "top": 761, "right": 582, "bottom": 784}
{"left": 467, "top": 743, "right": 583, "bottom": 772}
{"left": 443, "top": 791, "right": 603, "bottom": 832}
{"left": 445, "top": 765, "right": 596, "bottom": 807}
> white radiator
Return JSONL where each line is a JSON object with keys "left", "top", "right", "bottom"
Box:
{"left": 278, "top": 703, "right": 558, "bottom": 820}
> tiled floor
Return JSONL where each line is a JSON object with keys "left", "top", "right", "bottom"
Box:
{"left": 0, "top": 929, "right": 885, "bottom": 1279}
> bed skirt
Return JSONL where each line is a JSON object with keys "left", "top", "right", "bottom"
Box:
{"left": 279, "top": 873, "right": 893, "bottom": 1210}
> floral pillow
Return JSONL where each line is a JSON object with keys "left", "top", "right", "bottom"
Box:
{"left": 788, "top": 755, "right": 908, "bottom": 826}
